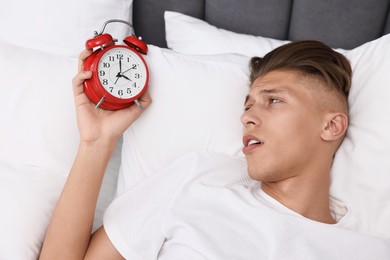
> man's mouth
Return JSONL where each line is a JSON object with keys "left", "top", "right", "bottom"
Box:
{"left": 243, "top": 135, "right": 264, "bottom": 147}
{"left": 243, "top": 135, "right": 264, "bottom": 154}
{"left": 247, "top": 139, "right": 263, "bottom": 146}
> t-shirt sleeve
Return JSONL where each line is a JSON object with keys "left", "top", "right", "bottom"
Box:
{"left": 103, "top": 153, "right": 198, "bottom": 259}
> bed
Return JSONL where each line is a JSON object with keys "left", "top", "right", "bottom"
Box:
{"left": 0, "top": 0, "right": 389, "bottom": 259}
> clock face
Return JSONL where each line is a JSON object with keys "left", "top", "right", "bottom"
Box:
{"left": 97, "top": 47, "right": 148, "bottom": 99}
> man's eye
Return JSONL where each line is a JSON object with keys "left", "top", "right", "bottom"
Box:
{"left": 270, "top": 98, "right": 281, "bottom": 104}
{"left": 244, "top": 105, "right": 252, "bottom": 111}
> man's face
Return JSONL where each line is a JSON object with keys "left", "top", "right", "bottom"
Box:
{"left": 241, "top": 69, "right": 326, "bottom": 182}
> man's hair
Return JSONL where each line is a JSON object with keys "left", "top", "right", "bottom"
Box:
{"left": 250, "top": 40, "right": 352, "bottom": 111}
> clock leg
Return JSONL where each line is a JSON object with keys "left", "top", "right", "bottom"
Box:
{"left": 134, "top": 99, "right": 144, "bottom": 111}
{"left": 95, "top": 96, "right": 106, "bottom": 108}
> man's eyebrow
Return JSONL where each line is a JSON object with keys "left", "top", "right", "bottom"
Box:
{"left": 244, "top": 88, "right": 288, "bottom": 105}
{"left": 244, "top": 95, "right": 250, "bottom": 105}
{"left": 259, "top": 88, "right": 287, "bottom": 94}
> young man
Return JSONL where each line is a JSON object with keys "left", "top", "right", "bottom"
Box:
{"left": 39, "top": 41, "right": 390, "bottom": 259}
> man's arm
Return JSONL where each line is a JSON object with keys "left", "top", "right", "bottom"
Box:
{"left": 39, "top": 49, "right": 151, "bottom": 259}
{"left": 39, "top": 140, "right": 119, "bottom": 259}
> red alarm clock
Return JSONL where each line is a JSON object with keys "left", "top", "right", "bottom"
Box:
{"left": 83, "top": 19, "right": 149, "bottom": 110}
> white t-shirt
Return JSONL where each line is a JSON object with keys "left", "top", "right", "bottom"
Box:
{"left": 103, "top": 152, "right": 390, "bottom": 259}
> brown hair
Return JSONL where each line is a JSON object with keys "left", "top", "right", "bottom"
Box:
{"left": 250, "top": 41, "right": 352, "bottom": 107}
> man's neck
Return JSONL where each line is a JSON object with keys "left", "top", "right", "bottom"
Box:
{"left": 261, "top": 173, "right": 336, "bottom": 224}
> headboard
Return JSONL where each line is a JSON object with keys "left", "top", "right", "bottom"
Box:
{"left": 133, "top": 0, "right": 390, "bottom": 50}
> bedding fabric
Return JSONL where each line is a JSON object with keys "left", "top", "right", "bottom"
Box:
{"left": 165, "top": 11, "right": 291, "bottom": 56}
{"left": 116, "top": 45, "right": 250, "bottom": 194}
{"left": 105, "top": 152, "right": 390, "bottom": 259}
{"left": 0, "top": 0, "right": 133, "bottom": 57}
{"left": 0, "top": 43, "right": 79, "bottom": 173}
{"left": 164, "top": 12, "right": 390, "bottom": 240}
{"left": 0, "top": 41, "right": 119, "bottom": 259}
{"left": 0, "top": 161, "right": 65, "bottom": 259}
{"left": 0, "top": 0, "right": 134, "bottom": 258}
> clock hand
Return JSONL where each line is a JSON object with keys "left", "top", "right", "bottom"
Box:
{"left": 122, "top": 67, "right": 134, "bottom": 74}
{"left": 119, "top": 58, "right": 122, "bottom": 73}
{"left": 114, "top": 72, "right": 122, "bottom": 84}
{"left": 122, "top": 74, "right": 132, "bottom": 81}
{"left": 114, "top": 76, "right": 120, "bottom": 85}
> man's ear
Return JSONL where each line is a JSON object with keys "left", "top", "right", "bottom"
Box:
{"left": 321, "top": 113, "right": 349, "bottom": 141}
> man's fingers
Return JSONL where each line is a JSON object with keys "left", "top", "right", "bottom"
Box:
{"left": 72, "top": 71, "right": 92, "bottom": 96}
{"left": 78, "top": 49, "right": 93, "bottom": 72}
{"left": 139, "top": 89, "right": 152, "bottom": 109}
{"left": 125, "top": 89, "right": 152, "bottom": 117}
{"left": 134, "top": 89, "right": 152, "bottom": 111}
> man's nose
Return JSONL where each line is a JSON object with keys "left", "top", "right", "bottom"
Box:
{"left": 240, "top": 109, "right": 260, "bottom": 127}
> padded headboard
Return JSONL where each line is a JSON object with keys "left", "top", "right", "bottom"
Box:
{"left": 132, "top": 0, "right": 390, "bottom": 50}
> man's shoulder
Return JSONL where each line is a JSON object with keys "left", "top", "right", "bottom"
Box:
{"left": 179, "top": 151, "right": 252, "bottom": 188}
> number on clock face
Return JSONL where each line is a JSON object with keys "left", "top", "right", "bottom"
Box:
{"left": 97, "top": 47, "right": 147, "bottom": 99}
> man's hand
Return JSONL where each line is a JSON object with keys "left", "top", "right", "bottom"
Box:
{"left": 72, "top": 49, "right": 152, "bottom": 145}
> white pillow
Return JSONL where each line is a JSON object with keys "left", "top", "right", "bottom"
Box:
{"left": 0, "top": 43, "right": 79, "bottom": 172}
{"left": 0, "top": 161, "right": 65, "bottom": 259}
{"left": 0, "top": 0, "right": 133, "bottom": 57}
{"left": 0, "top": 42, "right": 120, "bottom": 259}
{"left": 116, "top": 46, "right": 250, "bottom": 194}
{"left": 330, "top": 34, "right": 390, "bottom": 239}
{"left": 165, "top": 11, "right": 290, "bottom": 56}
